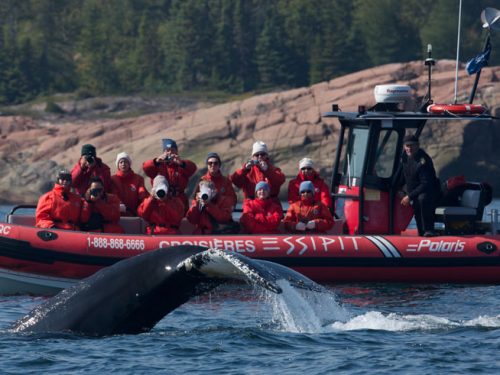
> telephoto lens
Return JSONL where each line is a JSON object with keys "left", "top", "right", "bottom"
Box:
{"left": 156, "top": 189, "right": 166, "bottom": 198}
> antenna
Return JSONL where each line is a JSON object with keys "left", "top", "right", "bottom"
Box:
{"left": 453, "top": 0, "right": 463, "bottom": 104}
{"left": 424, "top": 44, "right": 435, "bottom": 104}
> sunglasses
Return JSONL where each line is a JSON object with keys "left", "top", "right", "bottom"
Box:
{"left": 207, "top": 161, "right": 220, "bottom": 166}
{"left": 59, "top": 176, "right": 72, "bottom": 181}
{"left": 254, "top": 153, "right": 267, "bottom": 157}
{"left": 301, "top": 167, "right": 313, "bottom": 171}
{"left": 300, "top": 190, "right": 313, "bottom": 194}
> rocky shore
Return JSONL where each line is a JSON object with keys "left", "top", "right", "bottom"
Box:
{"left": 1, "top": 60, "right": 499, "bottom": 204}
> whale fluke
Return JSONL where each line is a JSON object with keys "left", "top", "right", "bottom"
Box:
{"left": 11, "top": 245, "right": 323, "bottom": 336}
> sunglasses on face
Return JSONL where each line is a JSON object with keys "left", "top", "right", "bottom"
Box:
{"left": 301, "top": 167, "right": 313, "bottom": 171}
{"left": 207, "top": 161, "right": 220, "bottom": 166}
{"left": 300, "top": 190, "right": 313, "bottom": 194}
{"left": 254, "top": 153, "right": 267, "bottom": 157}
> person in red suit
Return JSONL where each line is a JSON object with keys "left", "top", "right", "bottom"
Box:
{"left": 142, "top": 138, "right": 197, "bottom": 211}
{"left": 240, "top": 181, "right": 283, "bottom": 234}
{"left": 186, "top": 180, "right": 235, "bottom": 234}
{"left": 81, "top": 177, "right": 124, "bottom": 234}
{"left": 36, "top": 169, "right": 90, "bottom": 230}
{"left": 111, "top": 152, "right": 149, "bottom": 216}
{"left": 230, "top": 141, "right": 285, "bottom": 203}
{"left": 71, "top": 144, "right": 112, "bottom": 196}
{"left": 284, "top": 181, "right": 334, "bottom": 234}
{"left": 288, "top": 157, "right": 332, "bottom": 208}
{"left": 137, "top": 175, "right": 184, "bottom": 234}
{"left": 193, "top": 152, "right": 237, "bottom": 208}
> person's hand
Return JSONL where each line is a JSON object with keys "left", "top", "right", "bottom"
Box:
{"left": 306, "top": 220, "right": 316, "bottom": 230}
{"left": 80, "top": 156, "right": 92, "bottom": 170}
{"left": 85, "top": 189, "right": 99, "bottom": 203}
{"left": 401, "top": 195, "right": 411, "bottom": 207}
{"left": 169, "top": 154, "right": 182, "bottom": 166}
{"left": 295, "top": 222, "right": 306, "bottom": 231}
{"left": 254, "top": 213, "right": 265, "bottom": 222}
{"left": 258, "top": 160, "right": 268, "bottom": 171}
{"left": 245, "top": 160, "right": 254, "bottom": 170}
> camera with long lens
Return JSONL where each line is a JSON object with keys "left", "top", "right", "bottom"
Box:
{"left": 199, "top": 185, "right": 212, "bottom": 201}
{"left": 84, "top": 154, "right": 95, "bottom": 164}
{"left": 156, "top": 189, "right": 166, "bottom": 198}
{"left": 154, "top": 184, "right": 168, "bottom": 199}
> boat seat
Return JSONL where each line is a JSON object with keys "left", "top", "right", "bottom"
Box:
{"left": 434, "top": 183, "right": 488, "bottom": 234}
{"left": 7, "top": 214, "right": 36, "bottom": 226}
{"left": 119, "top": 217, "right": 147, "bottom": 234}
{"left": 7, "top": 213, "right": 147, "bottom": 234}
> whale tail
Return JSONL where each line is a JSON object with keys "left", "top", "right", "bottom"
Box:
{"left": 12, "top": 246, "right": 324, "bottom": 336}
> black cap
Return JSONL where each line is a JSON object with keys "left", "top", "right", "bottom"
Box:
{"left": 206, "top": 152, "right": 221, "bottom": 164}
{"left": 57, "top": 169, "right": 72, "bottom": 182}
{"left": 403, "top": 134, "right": 419, "bottom": 145}
{"left": 81, "top": 144, "right": 96, "bottom": 156}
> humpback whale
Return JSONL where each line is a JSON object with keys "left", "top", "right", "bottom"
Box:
{"left": 11, "top": 245, "right": 322, "bottom": 336}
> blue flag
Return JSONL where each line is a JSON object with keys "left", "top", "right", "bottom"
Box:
{"left": 466, "top": 41, "right": 492, "bottom": 75}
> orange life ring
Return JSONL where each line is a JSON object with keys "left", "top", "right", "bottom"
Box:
{"left": 427, "top": 103, "right": 486, "bottom": 115}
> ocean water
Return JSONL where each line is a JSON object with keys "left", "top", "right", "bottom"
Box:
{"left": 0, "top": 203, "right": 500, "bottom": 374}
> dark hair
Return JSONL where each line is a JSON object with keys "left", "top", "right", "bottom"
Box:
{"left": 89, "top": 176, "right": 104, "bottom": 186}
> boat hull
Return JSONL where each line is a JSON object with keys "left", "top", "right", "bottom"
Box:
{"left": 0, "top": 223, "right": 499, "bottom": 294}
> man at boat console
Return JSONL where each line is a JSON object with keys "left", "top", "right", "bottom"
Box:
{"left": 36, "top": 169, "right": 91, "bottom": 230}
{"left": 400, "top": 134, "right": 441, "bottom": 237}
{"left": 142, "top": 138, "right": 197, "bottom": 212}
{"left": 230, "top": 141, "right": 285, "bottom": 204}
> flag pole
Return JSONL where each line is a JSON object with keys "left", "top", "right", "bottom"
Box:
{"left": 453, "top": 0, "right": 462, "bottom": 104}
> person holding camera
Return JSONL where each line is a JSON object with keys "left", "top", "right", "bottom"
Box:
{"left": 137, "top": 175, "right": 184, "bottom": 234}
{"left": 71, "top": 144, "right": 112, "bottom": 196}
{"left": 80, "top": 176, "right": 124, "bottom": 233}
{"left": 186, "top": 180, "right": 236, "bottom": 234}
{"left": 142, "top": 138, "right": 197, "bottom": 211}
{"left": 288, "top": 157, "right": 332, "bottom": 208}
{"left": 230, "top": 141, "right": 285, "bottom": 203}
{"left": 239, "top": 181, "right": 283, "bottom": 234}
{"left": 284, "top": 181, "right": 334, "bottom": 234}
{"left": 194, "top": 152, "right": 237, "bottom": 207}
{"left": 36, "top": 169, "right": 91, "bottom": 230}
{"left": 111, "top": 152, "right": 149, "bottom": 216}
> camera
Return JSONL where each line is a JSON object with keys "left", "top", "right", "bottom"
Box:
{"left": 156, "top": 189, "right": 166, "bottom": 198}
{"left": 199, "top": 185, "right": 213, "bottom": 201}
{"left": 84, "top": 154, "right": 95, "bottom": 164}
{"left": 249, "top": 159, "right": 260, "bottom": 166}
{"left": 159, "top": 155, "right": 174, "bottom": 164}
{"left": 90, "top": 188, "right": 103, "bottom": 197}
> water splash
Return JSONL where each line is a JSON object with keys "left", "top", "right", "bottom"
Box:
{"left": 331, "top": 312, "right": 500, "bottom": 332}
{"left": 265, "top": 280, "right": 350, "bottom": 333}
{"left": 260, "top": 279, "right": 500, "bottom": 334}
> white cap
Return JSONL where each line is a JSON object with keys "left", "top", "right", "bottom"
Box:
{"left": 252, "top": 141, "right": 268, "bottom": 156}
{"left": 299, "top": 157, "right": 314, "bottom": 170}
{"left": 116, "top": 152, "right": 132, "bottom": 167}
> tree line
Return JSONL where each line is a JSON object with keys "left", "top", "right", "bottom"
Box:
{"left": 0, "top": 0, "right": 498, "bottom": 105}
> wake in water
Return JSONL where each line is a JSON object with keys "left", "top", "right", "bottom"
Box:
{"left": 262, "top": 280, "right": 500, "bottom": 334}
